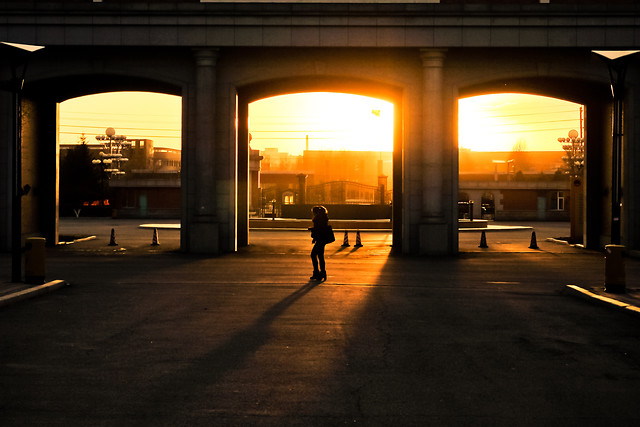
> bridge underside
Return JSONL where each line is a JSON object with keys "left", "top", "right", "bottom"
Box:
{"left": 1, "top": 2, "right": 638, "bottom": 255}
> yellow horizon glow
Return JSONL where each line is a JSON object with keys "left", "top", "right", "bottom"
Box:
{"left": 459, "top": 93, "right": 583, "bottom": 152}
{"left": 59, "top": 91, "right": 182, "bottom": 149}
{"left": 58, "top": 91, "right": 582, "bottom": 155}
{"left": 249, "top": 92, "right": 394, "bottom": 155}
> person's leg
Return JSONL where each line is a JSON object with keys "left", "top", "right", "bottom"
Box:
{"left": 310, "top": 244, "right": 320, "bottom": 278}
{"left": 318, "top": 244, "right": 325, "bottom": 272}
{"left": 318, "top": 244, "right": 326, "bottom": 280}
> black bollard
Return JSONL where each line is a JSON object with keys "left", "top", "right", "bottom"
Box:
{"left": 341, "top": 230, "right": 350, "bottom": 247}
{"left": 354, "top": 230, "right": 363, "bottom": 247}
{"left": 108, "top": 228, "right": 117, "bottom": 246}
{"left": 478, "top": 231, "right": 488, "bottom": 248}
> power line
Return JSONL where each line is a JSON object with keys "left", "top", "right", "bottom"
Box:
{"left": 464, "top": 126, "right": 580, "bottom": 135}
{"left": 59, "top": 124, "right": 180, "bottom": 133}
{"left": 462, "top": 118, "right": 579, "bottom": 129}
{"left": 476, "top": 109, "right": 579, "bottom": 119}
{"left": 58, "top": 131, "right": 181, "bottom": 140}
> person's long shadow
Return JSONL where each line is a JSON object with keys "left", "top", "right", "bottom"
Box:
{"left": 136, "top": 280, "right": 322, "bottom": 416}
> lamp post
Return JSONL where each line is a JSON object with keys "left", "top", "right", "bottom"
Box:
{"left": 593, "top": 50, "right": 640, "bottom": 245}
{"left": 1, "top": 42, "right": 44, "bottom": 283}
{"left": 557, "top": 129, "right": 585, "bottom": 242}
{"left": 94, "top": 127, "right": 130, "bottom": 177}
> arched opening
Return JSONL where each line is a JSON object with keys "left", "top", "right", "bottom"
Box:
{"left": 236, "top": 78, "right": 403, "bottom": 252}
{"left": 248, "top": 91, "right": 393, "bottom": 228}
{"left": 21, "top": 75, "right": 183, "bottom": 248}
{"left": 57, "top": 91, "right": 182, "bottom": 247}
{"left": 457, "top": 92, "right": 585, "bottom": 251}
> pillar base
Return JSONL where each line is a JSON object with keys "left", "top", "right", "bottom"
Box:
{"left": 419, "top": 222, "right": 450, "bottom": 255}
{"left": 187, "top": 221, "right": 221, "bottom": 254}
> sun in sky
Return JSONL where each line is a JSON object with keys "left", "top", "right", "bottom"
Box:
{"left": 249, "top": 92, "right": 394, "bottom": 155}
{"left": 459, "top": 93, "right": 583, "bottom": 152}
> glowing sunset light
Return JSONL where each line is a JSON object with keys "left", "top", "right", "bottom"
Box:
{"left": 59, "top": 92, "right": 579, "bottom": 156}
{"left": 59, "top": 92, "right": 182, "bottom": 149}
{"left": 249, "top": 92, "right": 394, "bottom": 155}
{"left": 459, "top": 93, "right": 583, "bottom": 152}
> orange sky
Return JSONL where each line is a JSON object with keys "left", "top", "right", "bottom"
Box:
{"left": 59, "top": 92, "right": 182, "bottom": 149}
{"left": 249, "top": 92, "right": 394, "bottom": 155}
{"left": 58, "top": 91, "right": 582, "bottom": 153}
{"left": 458, "top": 93, "right": 582, "bottom": 152}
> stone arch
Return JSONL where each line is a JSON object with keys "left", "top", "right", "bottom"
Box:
{"left": 456, "top": 75, "right": 612, "bottom": 249}
{"left": 25, "top": 73, "right": 182, "bottom": 102}
{"left": 459, "top": 76, "right": 610, "bottom": 105}
{"left": 235, "top": 75, "right": 404, "bottom": 249}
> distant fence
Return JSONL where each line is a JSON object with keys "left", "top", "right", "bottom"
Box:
{"left": 281, "top": 204, "right": 392, "bottom": 220}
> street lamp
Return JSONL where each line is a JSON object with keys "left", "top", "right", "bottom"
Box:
{"left": 557, "top": 129, "right": 585, "bottom": 178}
{"left": 593, "top": 50, "right": 640, "bottom": 245}
{"left": 1, "top": 41, "right": 44, "bottom": 283}
{"left": 94, "top": 127, "right": 130, "bottom": 176}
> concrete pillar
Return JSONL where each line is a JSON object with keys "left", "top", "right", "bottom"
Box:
{"left": 194, "top": 48, "right": 218, "bottom": 218}
{"left": 420, "top": 48, "right": 446, "bottom": 219}
{"left": 189, "top": 48, "right": 220, "bottom": 253}
{"left": 238, "top": 100, "right": 249, "bottom": 248}
{"left": 418, "top": 48, "right": 449, "bottom": 255}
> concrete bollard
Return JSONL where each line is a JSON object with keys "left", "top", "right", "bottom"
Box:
{"left": 25, "top": 237, "right": 46, "bottom": 284}
{"left": 604, "top": 244, "right": 625, "bottom": 293}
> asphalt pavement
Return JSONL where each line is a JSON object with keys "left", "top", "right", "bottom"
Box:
{"left": 1, "top": 218, "right": 640, "bottom": 425}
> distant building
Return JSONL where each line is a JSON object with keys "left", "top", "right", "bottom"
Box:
{"left": 109, "top": 173, "right": 180, "bottom": 219}
{"left": 303, "top": 150, "right": 392, "bottom": 188}
{"left": 257, "top": 148, "right": 392, "bottom": 216}
{"left": 59, "top": 139, "right": 181, "bottom": 218}
{"left": 110, "top": 145, "right": 181, "bottom": 218}
{"left": 124, "top": 139, "right": 154, "bottom": 171}
{"left": 459, "top": 150, "right": 571, "bottom": 221}
{"left": 149, "top": 147, "right": 181, "bottom": 172}
{"left": 260, "top": 147, "right": 301, "bottom": 171}
{"left": 249, "top": 147, "right": 263, "bottom": 213}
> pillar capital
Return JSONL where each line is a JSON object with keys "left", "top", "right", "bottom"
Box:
{"left": 419, "top": 48, "right": 446, "bottom": 68}
{"left": 193, "top": 48, "right": 220, "bottom": 68}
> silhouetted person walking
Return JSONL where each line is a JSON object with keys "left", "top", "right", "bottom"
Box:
{"left": 309, "top": 205, "right": 335, "bottom": 281}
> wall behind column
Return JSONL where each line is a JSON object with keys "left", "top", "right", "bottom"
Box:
{"left": 0, "top": 91, "right": 12, "bottom": 251}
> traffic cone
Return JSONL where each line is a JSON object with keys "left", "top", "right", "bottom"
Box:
{"left": 529, "top": 231, "right": 539, "bottom": 249}
{"left": 354, "top": 230, "right": 363, "bottom": 247}
{"left": 478, "top": 231, "right": 488, "bottom": 248}
{"left": 151, "top": 228, "right": 160, "bottom": 246}
{"left": 108, "top": 228, "right": 117, "bottom": 246}
{"left": 341, "top": 230, "right": 350, "bottom": 247}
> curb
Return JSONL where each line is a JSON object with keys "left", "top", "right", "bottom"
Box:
{"left": 58, "top": 235, "right": 97, "bottom": 245}
{"left": 565, "top": 284, "right": 640, "bottom": 318}
{"left": 0, "top": 280, "right": 69, "bottom": 308}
